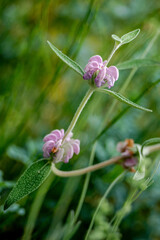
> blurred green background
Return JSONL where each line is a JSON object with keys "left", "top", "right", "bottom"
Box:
{"left": 0, "top": 0, "right": 160, "bottom": 239}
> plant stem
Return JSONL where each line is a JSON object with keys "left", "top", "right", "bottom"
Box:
{"left": 102, "top": 31, "right": 160, "bottom": 127}
{"left": 52, "top": 155, "right": 124, "bottom": 177}
{"left": 63, "top": 87, "right": 94, "bottom": 141}
{"left": 51, "top": 143, "right": 160, "bottom": 178}
{"left": 85, "top": 172, "right": 125, "bottom": 240}
{"left": 106, "top": 43, "right": 121, "bottom": 66}
{"left": 144, "top": 144, "right": 160, "bottom": 155}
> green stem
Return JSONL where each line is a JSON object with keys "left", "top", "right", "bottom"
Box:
{"left": 106, "top": 43, "right": 121, "bottom": 66}
{"left": 85, "top": 172, "right": 125, "bottom": 240}
{"left": 144, "top": 143, "right": 160, "bottom": 155}
{"left": 63, "top": 88, "right": 94, "bottom": 141}
{"left": 74, "top": 143, "right": 97, "bottom": 222}
{"left": 52, "top": 155, "right": 123, "bottom": 177}
{"left": 102, "top": 31, "right": 160, "bottom": 127}
{"left": 51, "top": 143, "right": 160, "bottom": 178}
{"left": 111, "top": 188, "right": 137, "bottom": 233}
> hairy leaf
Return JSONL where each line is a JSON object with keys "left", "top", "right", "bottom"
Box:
{"left": 93, "top": 79, "right": 160, "bottom": 142}
{"left": 47, "top": 41, "right": 84, "bottom": 76}
{"left": 117, "top": 59, "right": 160, "bottom": 70}
{"left": 4, "top": 159, "right": 51, "bottom": 210}
{"left": 111, "top": 34, "right": 122, "bottom": 42}
{"left": 121, "top": 29, "right": 140, "bottom": 44}
{"left": 97, "top": 89, "right": 152, "bottom": 112}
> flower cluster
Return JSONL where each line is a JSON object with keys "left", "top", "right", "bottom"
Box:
{"left": 117, "top": 139, "right": 138, "bottom": 171}
{"left": 83, "top": 55, "right": 119, "bottom": 88}
{"left": 43, "top": 129, "right": 80, "bottom": 163}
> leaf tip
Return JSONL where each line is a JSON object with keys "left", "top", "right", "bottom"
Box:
{"left": 136, "top": 29, "right": 140, "bottom": 36}
{"left": 47, "top": 40, "right": 51, "bottom": 45}
{"left": 146, "top": 108, "right": 153, "bottom": 113}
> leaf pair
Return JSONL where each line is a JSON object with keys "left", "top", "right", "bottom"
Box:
{"left": 112, "top": 29, "right": 140, "bottom": 45}
{"left": 48, "top": 30, "right": 159, "bottom": 73}
{"left": 47, "top": 30, "right": 141, "bottom": 76}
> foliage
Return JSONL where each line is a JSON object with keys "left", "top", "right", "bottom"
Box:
{"left": 0, "top": 0, "right": 160, "bottom": 240}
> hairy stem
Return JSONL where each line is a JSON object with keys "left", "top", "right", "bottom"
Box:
{"left": 102, "top": 31, "right": 160, "bottom": 127}
{"left": 63, "top": 87, "right": 94, "bottom": 141}
{"left": 85, "top": 172, "right": 125, "bottom": 240}
{"left": 52, "top": 156, "right": 124, "bottom": 177}
{"left": 144, "top": 143, "right": 160, "bottom": 155}
{"left": 106, "top": 43, "right": 121, "bottom": 66}
{"left": 51, "top": 143, "right": 160, "bottom": 178}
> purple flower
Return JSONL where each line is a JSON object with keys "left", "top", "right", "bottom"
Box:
{"left": 122, "top": 157, "right": 138, "bottom": 169}
{"left": 43, "top": 129, "right": 80, "bottom": 163}
{"left": 117, "top": 139, "right": 138, "bottom": 171}
{"left": 83, "top": 55, "right": 119, "bottom": 88}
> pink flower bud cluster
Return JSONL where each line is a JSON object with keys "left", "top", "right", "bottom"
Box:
{"left": 43, "top": 129, "right": 80, "bottom": 163}
{"left": 83, "top": 55, "right": 119, "bottom": 88}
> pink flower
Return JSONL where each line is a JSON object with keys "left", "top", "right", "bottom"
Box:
{"left": 83, "top": 55, "right": 119, "bottom": 88}
{"left": 43, "top": 129, "right": 80, "bottom": 163}
{"left": 117, "top": 139, "right": 138, "bottom": 171}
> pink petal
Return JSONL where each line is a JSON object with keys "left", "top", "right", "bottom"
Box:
{"left": 43, "top": 140, "right": 55, "bottom": 158}
{"left": 43, "top": 133, "right": 57, "bottom": 142}
{"left": 66, "top": 132, "right": 73, "bottom": 141}
{"left": 66, "top": 143, "right": 74, "bottom": 159}
{"left": 95, "top": 67, "right": 106, "bottom": 87}
{"left": 103, "top": 60, "right": 108, "bottom": 66}
{"left": 88, "top": 55, "right": 103, "bottom": 64}
{"left": 117, "top": 141, "right": 127, "bottom": 153}
{"left": 63, "top": 156, "right": 70, "bottom": 163}
{"left": 60, "top": 129, "right": 64, "bottom": 137}
{"left": 123, "top": 157, "right": 138, "bottom": 168}
{"left": 55, "top": 139, "right": 62, "bottom": 149}
{"left": 105, "top": 76, "right": 115, "bottom": 88}
{"left": 71, "top": 142, "right": 80, "bottom": 155}
{"left": 51, "top": 130, "right": 62, "bottom": 139}
{"left": 61, "top": 143, "right": 74, "bottom": 163}
{"left": 55, "top": 148, "right": 64, "bottom": 163}
{"left": 106, "top": 66, "right": 119, "bottom": 81}
{"left": 84, "top": 61, "right": 99, "bottom": 72}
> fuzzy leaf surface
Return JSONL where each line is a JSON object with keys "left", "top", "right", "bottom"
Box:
{"left": 98, "top": 89, "right": 152, "bottom": 112}
{"left": 4, "top": 159, "right": 51, "bottom": 210}
{"left": 47, "top": 41, "right": 84, "bottom": 76}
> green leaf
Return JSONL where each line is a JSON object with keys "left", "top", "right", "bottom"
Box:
{"left": 141, "top": 138, "right": 160, "bottom": 156}
{"left": 117, "top": 59, "right": 160, "bottom": 70}
{"left": 121, "top": 29, "right": 140, "bottom": 44}
{"left": 4, "top": 159, "right": 51, "bottom": 210}
{"left": 97, "top": 89, "right": 152, "bottom": 112}
{"left": 111, "top": 34, "right": 122, "bottom": 42}
{"left": 47, "top": 41, "right": 84, "bottom": 76}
